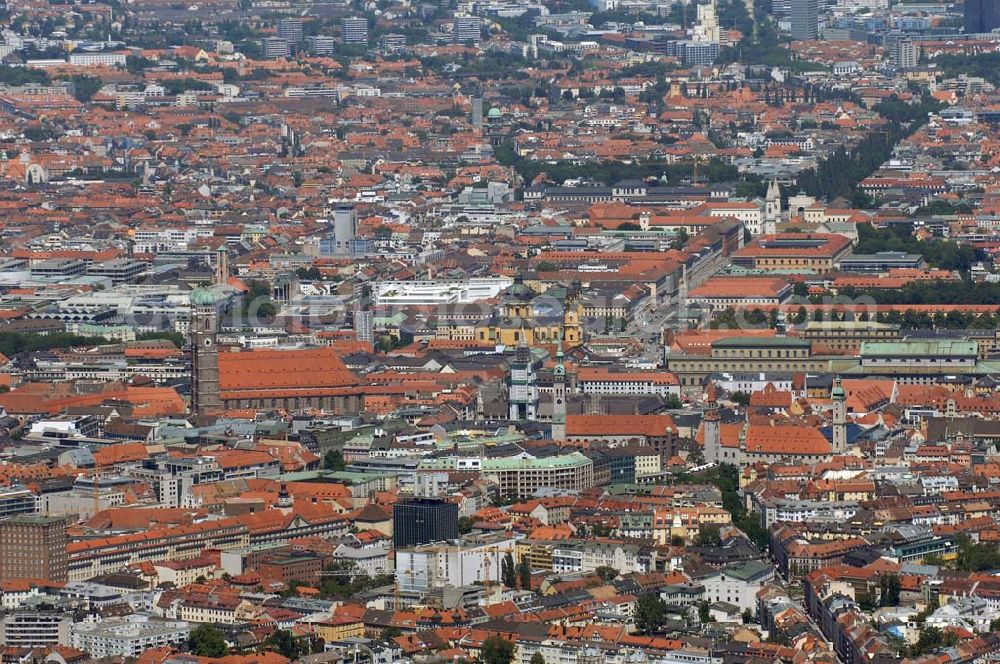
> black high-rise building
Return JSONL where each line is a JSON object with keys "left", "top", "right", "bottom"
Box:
{"left": 965, "top": 0, "right": 1000, "bottom": 33}
{"left": 393, "top": 498, "right": 458, "bottom": 548}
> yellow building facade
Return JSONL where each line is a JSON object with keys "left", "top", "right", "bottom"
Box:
{"left": 474, "top": 278, "right": 583, "bottom": 347}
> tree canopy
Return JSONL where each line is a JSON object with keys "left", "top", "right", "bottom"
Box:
{"left": 0, "top": 331, "right": 108, "bottom": 358}
{"left": 0, "top": 64, "right": 50, "bottom": 86}
{"left": 852, "top": 223, "right": 978, "bottom": 273}
{"left": 933, "top": 52, "right": 1000, "bottom": 86}
{"left": 188, "top": 624, "right": 228, "bottom": 658}
{"left": 481, "top": 635, "right": 516, "bottom": 664}
{"left": 634, "top": 593, "right": 667, "bottom": 634}
{"left": 322, "top": 449, "right": 346, "bottom": 471}
{"left": 495, "top": 140, "right": 747, "bottom": 187}
{"left": 796, "top": 96, "right": 942, "bottom": 204}
{"left": 265, "top": 630, "right": 303, "bottom": 660}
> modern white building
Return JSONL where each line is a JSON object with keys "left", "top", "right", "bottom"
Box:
{"left": 69, "top": 52, "right": 127, "bottom": 67}
{"left": 333, "top": 542, "right": 391, "bottom": 577}
{"left": 576, "top": 369, "right": 681, "bottom": 397}
{"left": 28, "top": 415, "right": 98, "bottom": 440}
{"left": 372, "top": 277, "right": 513, "bottom": 307}
{"left": 926, "top": 597, "right": 1000, "bottom": 634}
{"left": 551, "top": 541, "right": 646, "bottom": 575}
{"left": 395, "top": 534, "right": 516, "bottom": 593}
{"left": 133, "top": 228, "right": 214, "bottom": 252}
{"left": 692, "top": 0, "right": 721, "bottom": 42}
{"left": 0, "top": 612, "right": 74, "bottom": 647}
{"left": 453, "top": 16, "right": 482, "bottom": 43}
{"left": 757, "top": 498, "right": 859, "bottom": 528}
{"left": 701, "top": 561, "right": 775, "bottom": 612}
{"left": 72, "top": 616, "right": 191, "bottom": 658}
{"left": 341, "top": 16, "right": 369, "bottom": 44}
{"left": 712, "top": 372, "right": 795, "bottom": 395}
{"left": 419, "top": 452, "right": 594, "bottom": 497}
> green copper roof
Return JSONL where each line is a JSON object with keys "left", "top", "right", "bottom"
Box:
{"left": 860, "top": 340, "right": 978, "bottom": 357}
{"left": 190, "top": 287, "right": 217, "bottom": 306}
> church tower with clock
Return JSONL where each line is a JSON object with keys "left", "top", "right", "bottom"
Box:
{"left": 190, "top": 287, "right": 222, "bottom": 420}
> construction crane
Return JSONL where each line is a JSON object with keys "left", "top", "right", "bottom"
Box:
{"left": 482, "top": 549, "right": 492, "bottom": 596}
{"left": 393, "top": 565, "right": 415, "bottom": 611}
{"left": 482, "top": 546, "right": 502, "bottom": 597}
{"left": 92, "top": 466, "right": 102, "bottom": 518}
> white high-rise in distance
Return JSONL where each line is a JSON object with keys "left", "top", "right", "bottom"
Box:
{"left": 693, "top": 0, "right": 721, "bottom": 43}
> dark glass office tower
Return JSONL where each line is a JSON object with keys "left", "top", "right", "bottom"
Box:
{"left": 393, "top": 498, "right": 458, "bottom": 548}
{"left": 790, "top": 0, "right": 819, "bottom": 40}
{"left": 966, "top": 0, "right": 1000, "bottom": 33}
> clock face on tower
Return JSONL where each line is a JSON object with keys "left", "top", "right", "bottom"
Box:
{"left": 204, "top": 339, "right": 213, "bottom": 347}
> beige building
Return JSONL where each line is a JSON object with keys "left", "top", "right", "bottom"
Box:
{"left": 176, "top": 596, "right": 253, "bottom": 624}
{"left": 154, "top": 558, "right": 218, "bottom": 587}
{"left": 314, "top": 617, "right": 365, "bottom": 642}
{"left": 652, "top": 506, "right": 733, "bottom": 544}
{"left": 798, "top": 321, "right": 900, "bottom": 355}
{"left": 635, "top": 451, "right": 662, "bottom": 477}
{"left": 666, "top": 336, "right": 845, "bottom": 386}
{"left": 731, "top": 233, "right": 853, "bottom": 274}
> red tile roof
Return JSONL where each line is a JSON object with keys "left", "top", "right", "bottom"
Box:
{"left": 218, "top": 347, "right": 360, "bottom": 399}
{"left": 566, "top": 414, "right": 676, "bottom": 437}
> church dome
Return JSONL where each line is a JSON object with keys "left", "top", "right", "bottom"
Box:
{"left": 504, "top": 275, "right": 535, "bottom": 302}
{"left": 190, "top": 287, "right": 217, "bottom": 306}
